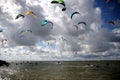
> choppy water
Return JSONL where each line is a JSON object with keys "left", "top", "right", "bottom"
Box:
{"left": 0, "top": 61, "right": 120, "bottom": 80}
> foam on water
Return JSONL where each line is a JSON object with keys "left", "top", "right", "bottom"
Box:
{"left": 0, "top": 67, "right": 19, "bottom": 80}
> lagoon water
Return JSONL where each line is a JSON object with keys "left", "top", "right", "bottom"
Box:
{"left": 0, "top": 61, "right": 120, "bottom": 80}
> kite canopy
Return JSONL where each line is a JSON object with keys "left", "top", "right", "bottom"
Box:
{"left": 25, "top": 11, "right": 37, "bottom": 19}
{"left": 19, "top": 30, "right": 32, "bottom": 38}
{"left": 71, "top": 12, "right": 80, "bottom": 19}
{"left": 1, "top": 39, "right": 7, "bottom": 44}
{"left": 61, "top": 37, "right": 67, "bottom": 41}
{"left": 20, "top": 30, "right": 32, "bottom": 35}
{"left": 51, "top": 0, "right": 66, "bottom": 11}
{"left": 41, "top": 20, "right": 48, "bottom": 26}
{"left": 41, "top": 20, "right": 54, "bottom": 29}
{"left": 16, "top": 14, "right": 24, "bottom": 19}
{"left": 106, "top": 0, "right": 110, "bottom": 3}
{"left": 72, "top": 21, "right": 87, "bottom": 30}
{"left": 73, "top": 25, "right": 79, "bottom": 30}
{"left": 52, "top": 0, "right": 64, "bottom": 3}
{"left": 78, "top": 22, "right": 87, "bottom": 26}
{"left": 108, "top": 21, "right": 115, "bottom": 26}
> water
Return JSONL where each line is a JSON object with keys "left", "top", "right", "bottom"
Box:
{"left": 0, "top": 61, "right": 120, "bottom": 80}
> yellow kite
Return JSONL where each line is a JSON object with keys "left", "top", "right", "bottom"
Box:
{"left": 25, "top": 11, "right": 37, "bottom": 19}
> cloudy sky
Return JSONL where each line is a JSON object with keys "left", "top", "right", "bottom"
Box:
{"left": 0, "top": 0, "right": 120, "bottom": 61}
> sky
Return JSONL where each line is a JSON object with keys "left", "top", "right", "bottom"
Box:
{"left": 0, "top": 0, "right": 120, "bottom": 61}
{"left": 95, "top": 0, "right": 120, "bottom": 30}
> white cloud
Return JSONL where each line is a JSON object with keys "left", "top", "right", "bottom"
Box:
{"left": 114, "top": 19, "right": 120, "bottom": 27}
{"left": 0, "top": 0, "right": 120, "bottom": 61}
